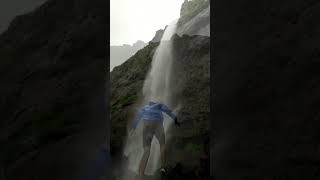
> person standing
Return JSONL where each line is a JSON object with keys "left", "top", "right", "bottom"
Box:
{"left": 130, "top": 100, "right": 180, "bottom": 180}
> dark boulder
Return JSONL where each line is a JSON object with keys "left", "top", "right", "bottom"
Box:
{"left": 0, "top": 0, "right": 108, "bottom": 179}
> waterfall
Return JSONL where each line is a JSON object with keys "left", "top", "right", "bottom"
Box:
{"left": 142, "top": 20, "right": 177, "bottom": 104}
{"left": 121, "top": 19, "right": 181, "bottom": 178}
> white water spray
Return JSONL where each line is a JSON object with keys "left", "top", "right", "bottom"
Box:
{"left": 143, "top": 20, "right": 177, "bottom": 104}
{"left": 121, "top": 20, "right": 181, "bottom": 177}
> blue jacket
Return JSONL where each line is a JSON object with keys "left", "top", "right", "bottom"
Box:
{"left": 132, "top": 101, "right": 176, "bottom": 129}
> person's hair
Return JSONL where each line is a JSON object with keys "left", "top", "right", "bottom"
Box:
{"left": 150, "top": 96, "right": 161, "bottom": 103}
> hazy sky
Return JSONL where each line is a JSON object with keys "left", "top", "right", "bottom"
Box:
{"left": 111, "top": 0, "right": 184, "bottom": 46}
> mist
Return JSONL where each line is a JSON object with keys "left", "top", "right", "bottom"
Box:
{"left": 119, "top": 20, "right": 181, "bottom": 178}
{"left": 110, "top": 0, "right": 184, "bottom": 45}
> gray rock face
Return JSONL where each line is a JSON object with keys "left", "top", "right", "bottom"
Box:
{"left": 110, "top": 34, "right": 210, "bottom": 179}
{"left": 167, "top": 34, "right": 210, "bottom": 167}
{"left": 110, "top": 42, "right": 159, "bottom": 158}
{"left": 151, "top": 29, "right": 165, "bottom": 43}
{"left": 0, "top": 0, "right": 108, "bottom": 179}
{"left": 110, "top": 1, "right": 211, "bottom": 179}
{"left": 0, "top": 0, "right": 47, "bottom": 34}
{"left": 180, "top": 0, "right": 209, "bottom": 18}
{"left": 214, "top": 0, "right": 320, "bottom": 179}
{"left": 177, "top": 0, "right": 210, "bottom": 37}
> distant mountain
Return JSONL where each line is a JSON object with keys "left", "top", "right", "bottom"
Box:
{"left": 110, "top": 40, "right": 147, "bottom": 71}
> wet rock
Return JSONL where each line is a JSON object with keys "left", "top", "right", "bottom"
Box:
{"left": 214, "top": 0, "right": 320, "bottom": 179}
{"left": 151, "top": 29, "right": 165, "bottom": 43}
{"left": 0, "top": 0, "right": 108, "bottom": 179}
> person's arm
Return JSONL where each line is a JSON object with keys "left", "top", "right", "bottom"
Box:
{"left": 160, "top": 103, "right": 180, "bottom": 126}
{"left": 160, "top": 103, "right": 176, "bottom": 120}
{"left": 132, "top": 108, "right": 144, "bottom": 129}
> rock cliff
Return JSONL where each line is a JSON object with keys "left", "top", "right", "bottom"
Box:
{"left": 0, "top": 0, "right": 108, "bottom": 179}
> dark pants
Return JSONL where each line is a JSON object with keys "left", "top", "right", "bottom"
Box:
{"left": 142, "top": 120, "right": 165, "bottom": 147}
{"left": 138, "top": 120, "right": 166, "bottom": 180}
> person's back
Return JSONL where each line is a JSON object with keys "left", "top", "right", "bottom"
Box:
{"left": 132, "top": 101, "right": 177, "bottom": 129}
{"left": 130, "top": 100, "right": 180, "bottom": 180}
{"left": 141, "top": 101, "right": 164, "bottom": 120}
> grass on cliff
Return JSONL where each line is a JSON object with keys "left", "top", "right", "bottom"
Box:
{"left": 111, "top": 95, "right": 137, "bottom": 113}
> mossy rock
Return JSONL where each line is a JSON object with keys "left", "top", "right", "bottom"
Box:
{"left": 184, "top": 143, "right": 202, "bottom": 154}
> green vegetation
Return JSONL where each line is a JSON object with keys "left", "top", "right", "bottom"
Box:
{"left": 1, "top": 106, "right": 81, "bottom": 164}
{"left": 112, "top": 95, "right": 137, "bottom": 110}
{"left": 184, "top": 142, "right": 202, "bottom": 153}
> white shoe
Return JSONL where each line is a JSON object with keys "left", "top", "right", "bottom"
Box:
{"left": 160, "top": 167, "right": 166, "bottom": 173}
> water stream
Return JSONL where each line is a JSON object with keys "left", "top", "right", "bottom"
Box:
{"left": 121, "top": 19, "right": 180, "bottom": 178}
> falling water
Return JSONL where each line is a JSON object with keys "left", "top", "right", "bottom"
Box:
{"left": 121, "top": 19, "right": 181, "bottom": 178}
{"left": 142, "top": 20, "right": 178, "bottom": 104}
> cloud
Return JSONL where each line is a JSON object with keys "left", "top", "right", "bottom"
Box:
{"left": 110, "top": 0, "right": 184, "bottom": 45}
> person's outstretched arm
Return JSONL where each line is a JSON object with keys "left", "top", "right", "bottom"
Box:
{"left": 160, "top": 103, "right": 180, "bottom": 126}
{"left": 160, "top": 103, "right": 176, "bottom": 120}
